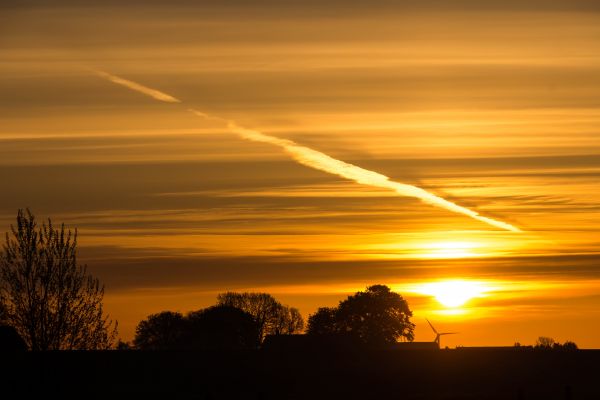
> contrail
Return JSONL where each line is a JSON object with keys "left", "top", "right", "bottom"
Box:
{"left": 95, "top": 70, "right": 521, "bottom": 232}
{"left": 93, "top": 70, "right": 180, "bottom": 103}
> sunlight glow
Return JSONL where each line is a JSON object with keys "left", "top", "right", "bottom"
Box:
{"left": 433, "top": 308, "right": 469, "bottom": 316}
{"left": 413, "top": 279, "right": 492, "bottom": 308}
{"left": 419, "top": 241, "right": 480, "bottom": 259}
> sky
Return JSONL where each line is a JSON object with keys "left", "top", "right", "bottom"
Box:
{"left": 1, "top": 0, "right": 600, "bottom": 347}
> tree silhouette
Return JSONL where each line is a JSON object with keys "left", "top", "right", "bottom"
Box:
{"left": 278, "top": 306, "right": 304, "bottom": 335}
{"left": 307, "top": 284, "right": 414, "bottom": 345}
{"left": 0, "top": 209, "right": 117, "bottom": 350}
{"left": 216, "top": 292, "right": 304, "bottom": 342}
{"left": 134, "top": 307, "right": 260, "bottom": 350}
{"left": 535, "top": 336, "right": 555, "bottom": 349}
{"left": 187, "top": 305, "right": 259, "bottom": 350}
{"left": 307, "top": 307, "right": 338, "bottom": 335}
{"left": 134, "top": 311, "right": 186, "bottom": 350}
{"left": 561, "top": 341, "right": 578, "bottom": 351}
{"left": 533, "top": 337, "right": 578, "bottom": 351}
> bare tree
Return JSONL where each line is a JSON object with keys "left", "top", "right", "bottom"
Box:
{"left": 0, "top": 209, "right": 117, "bottom": 350}
{"left": 286, "top": 307, "right": 304, "bottom": 334}
{"left": 217, "top": 292, "right": 278, "bottom": 342}
{"left": 273, "top": 306, "right": 304, "bottom": 335}
{"left": 535, "top": 336, "right": 555, "bottom": 349}
{"left": 216, "top": 292, "right": 304, "bottom": 341}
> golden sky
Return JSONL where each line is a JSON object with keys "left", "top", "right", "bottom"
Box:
{"left": 1, "top": 0, "right": 600, "bottom": 347}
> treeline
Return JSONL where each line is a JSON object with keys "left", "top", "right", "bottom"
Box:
{"left": 512, "top": 337, "right": 578, "bottom": 351}
{"left": 129, "top": 292, "right": 304, "bottom": 350}
{"left": 125, "top": 284, "right": 416, "bottom": 350}
{"left": 0, "top": 210, "right": 418, "bottom": 351}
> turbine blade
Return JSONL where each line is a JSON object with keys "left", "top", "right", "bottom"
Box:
{"left": 426, "top": 318, "right": 438, "bottom": 335}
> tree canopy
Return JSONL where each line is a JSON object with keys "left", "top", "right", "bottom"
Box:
{"left": 134, "top": 306, "right": 260, "bottom": 350}
{"left": 307, "top": 284, "right": 414, "bottom": 345}
{"left": 0, "top": 209, "right": 117, "bottom": 350}
{"left": 187, "top": 305, "right": 259, "bottom": 350}
{"left": 306, "top": 307, "right": 338, "bottom": 336}
{"left": 134, "top": 311, "right": 187, "bottom": 350}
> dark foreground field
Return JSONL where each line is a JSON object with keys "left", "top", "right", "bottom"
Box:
{"left": 2, "top": 348, "right": 599, "bottom": 399}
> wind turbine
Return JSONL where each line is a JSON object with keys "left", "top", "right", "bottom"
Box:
{"left": 426, "top": 319, "right": 458, "bottom": 348}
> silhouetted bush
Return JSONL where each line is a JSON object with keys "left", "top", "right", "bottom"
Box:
{"left": 0, "top": 209, "right": 117, "bottom": 350}
{"left": 307, "top": 284, "right": 415, "bottom": 345}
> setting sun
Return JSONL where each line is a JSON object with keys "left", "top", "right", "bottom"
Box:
{"left": 414, "top": 280, "right": 492, "bottom": 308}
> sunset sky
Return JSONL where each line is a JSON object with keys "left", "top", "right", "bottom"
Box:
{"left": 1, "top": 0, "right": 600, "bottom": 347}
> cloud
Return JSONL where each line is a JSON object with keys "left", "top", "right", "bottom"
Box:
{"left": 96, "top": 71, "right": 521, "bottom": 232}
{"left": 84, "top": 251, "right": 600, "bottom": 292}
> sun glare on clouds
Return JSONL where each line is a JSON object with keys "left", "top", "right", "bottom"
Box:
{"left": 418, "top": 241, "right": 480, "bottom": 259}
{"left": 412, "top": 279, "right": 493, "bottom": 308}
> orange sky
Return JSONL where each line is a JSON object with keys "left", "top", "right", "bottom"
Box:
{"left": 1, "top": 0, "right": 599, "bottom": 347}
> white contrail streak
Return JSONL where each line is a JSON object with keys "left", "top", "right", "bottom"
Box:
{"left": 96, "top": 70, "right": 521, "bottom": 232}
{"left": 93, "top": 70, "right": 180, "bottom": 103}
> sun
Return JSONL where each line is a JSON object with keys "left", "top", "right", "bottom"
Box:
{"left": 415, "top": 279, "right": 491, "bottom": 308}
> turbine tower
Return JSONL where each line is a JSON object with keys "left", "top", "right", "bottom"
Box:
{"left": 426, "top": 319, "right": 457, "bottom": 348}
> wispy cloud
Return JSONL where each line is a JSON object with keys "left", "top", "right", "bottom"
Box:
{"left": 96, "top": 71, "right": 520, "bottom": 232}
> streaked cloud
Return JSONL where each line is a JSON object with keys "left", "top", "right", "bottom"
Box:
{"left": 94, "top": 69, "right": 520, "bottom": 231}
